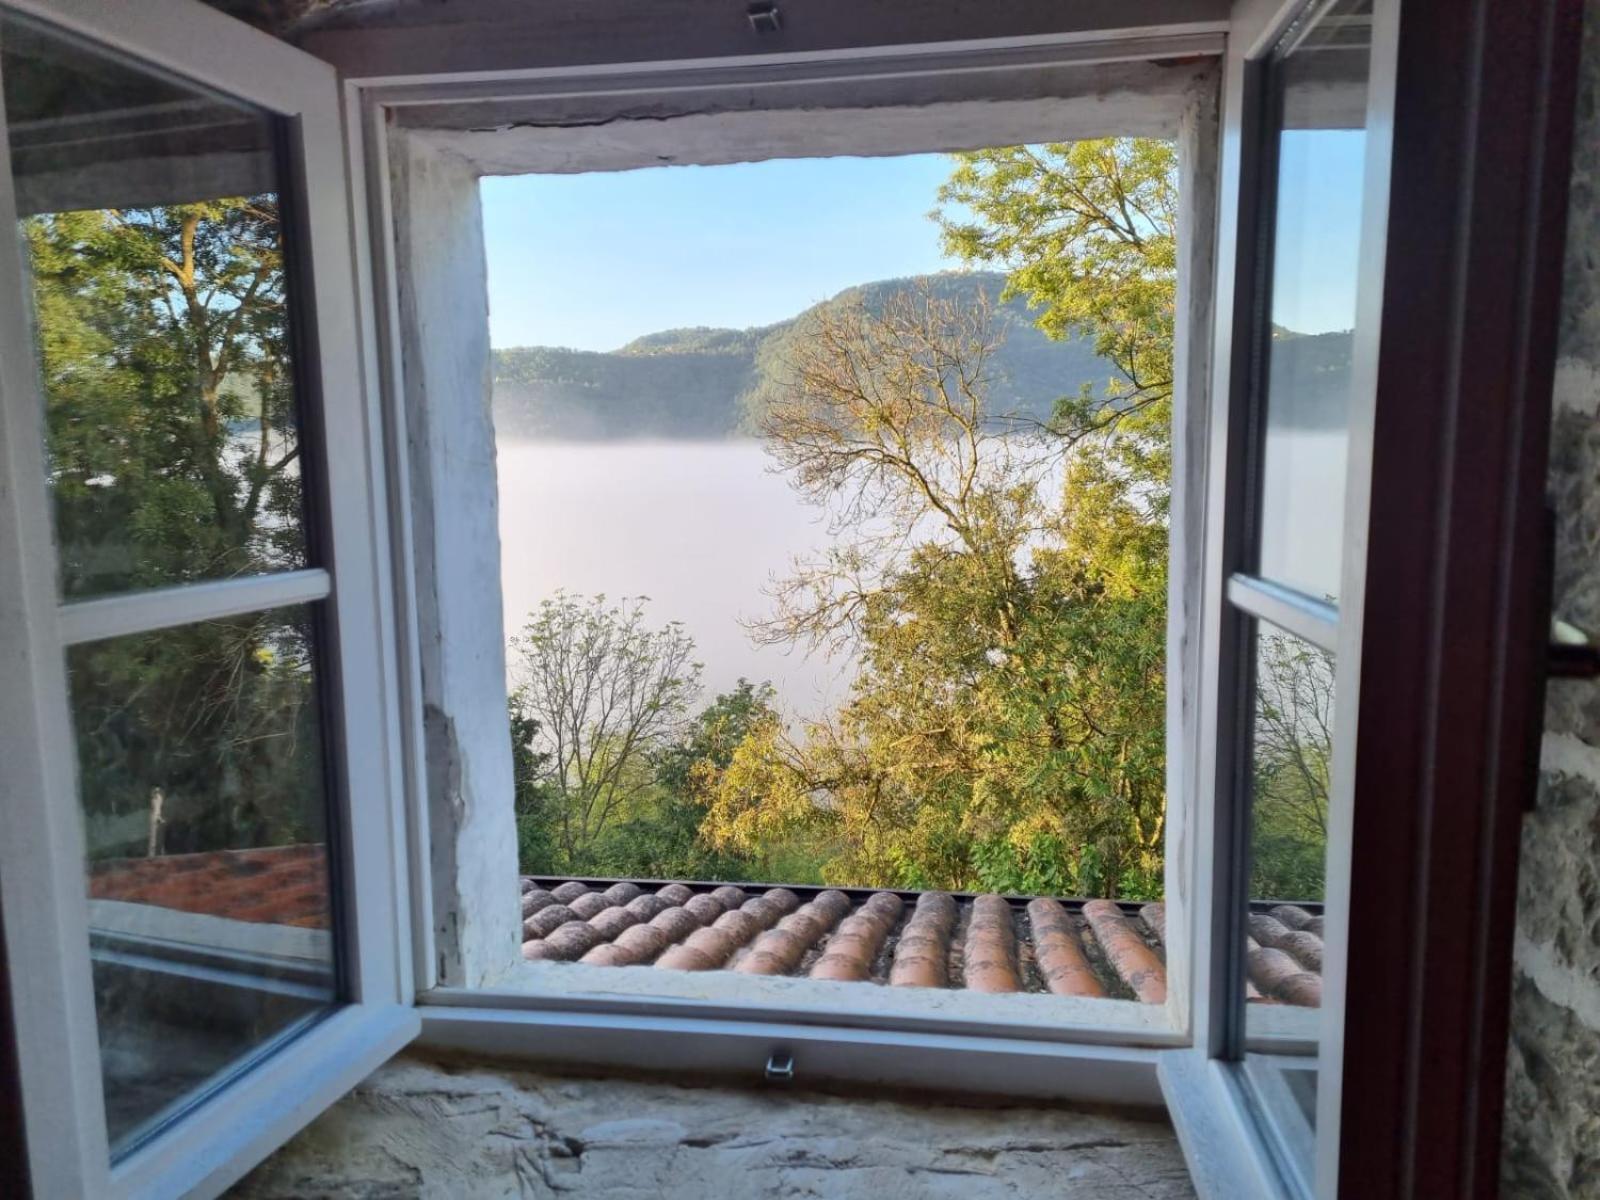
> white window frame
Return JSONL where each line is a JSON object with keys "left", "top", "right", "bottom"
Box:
{"left": 1162, "top": 0, "right": 1394, "bottom": 1196}
{"left": 341, "top": 13, "right": 1234, "bottom": 1106}
{"left": 0, "top": 1, "right": 1473, "bottom": 1197}
{"left": 0, "top": 2, "right": 418, "bottom": 1197}
{"left": 337, "top": 5, "right": 1408, "bottom": 1193}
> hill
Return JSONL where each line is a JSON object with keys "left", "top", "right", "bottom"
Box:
{"left": 491, "top": 272, "right": 1116, "bottom": 441}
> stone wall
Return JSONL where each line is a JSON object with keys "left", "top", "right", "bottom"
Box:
{"left": 1501, "top": 2, "right": 1600, "bottom": 1197}
{"left": 232, "top": 1053, "right": 1192, "bottom": 1199}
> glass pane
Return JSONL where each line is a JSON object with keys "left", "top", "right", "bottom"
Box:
{"left": 69, "top": 604, "right": 336, "bottom": 1153}
{"left": 1255, "top": 0, "right": 1374, "bottom": 604}
{"left": 2, "top": 12, "right": 311, "bottom": 598}
{"left": 1242, "top": 620, "right": 1333, "bottom": 1153}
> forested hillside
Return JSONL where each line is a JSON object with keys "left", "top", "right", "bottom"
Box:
{"left": 491, "top": 271, "right": 1112, "bottom": 440}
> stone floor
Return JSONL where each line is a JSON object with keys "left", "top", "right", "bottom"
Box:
{"left": 233, "top": 1052, "right": 1196, "bottom": 1199}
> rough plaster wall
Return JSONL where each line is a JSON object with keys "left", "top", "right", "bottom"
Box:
{"left": 391, "top": 135, "right": 521, "bottom": 988}
{"left": 1161, "top": 67, "right": 1220, "bottom": 1038}
{"left": 232, "top": 1053, "right": 1194, "bottom": 1199}
{"left": 1502, "top": 2, "right": 1600, "bottom": 1197}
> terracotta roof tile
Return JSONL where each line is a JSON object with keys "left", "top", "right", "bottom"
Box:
{"left": 521, "top": 877, "right": 1325, "bottom": 1007}
{"left": 87, "top": 844, "right": 330, "bottom": 928}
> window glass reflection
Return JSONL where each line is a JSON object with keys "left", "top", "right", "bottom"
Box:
{"left": 1242, "top": 619, "right": 1334, "bottom": 1170}
{"left": 3, "top": 12, "right": 310, "bottom": 598}
{"left": 0, "top": 10, "right": 340, "bottom": 1156}
{"left": 1255, "top": 0, "right": 1373, "bottom": 604}
{"left": 72, "top": 604, "right": 336, "bottom": 1152}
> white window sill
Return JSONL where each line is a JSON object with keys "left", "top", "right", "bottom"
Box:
{"left": 415, "top": 997, "right": 1166, "bottom": 1108}
{"left": 470, "top": 959, "right": 1182, "bottom": 1046}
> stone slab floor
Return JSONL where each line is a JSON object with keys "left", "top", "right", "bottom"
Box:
{"left": 232, "top": 1052, "right": 1195, "bottom": 1199}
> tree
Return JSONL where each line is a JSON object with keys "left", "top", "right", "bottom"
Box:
{"left": 30, "top": 200, "right": 304, "bottom": 596}
{"left": 610, "top": 680, "right": 782, "bottom": 880}
{"left": 1250, "top": 634, "right": 1334, "bottom": 899}
{"left": 746, "top": 282, "right": 1055, "bottom": 654}
{"left": 698, "top": 139, "right": 1179, "bottom": 896}
{"left": 935, "top": 139, "right": 1177, "bottom": 452}
{"left": 28, "top": 195, "right": 320, "bottom": 858}
{"left": 507, "top": 593, "right": 702, "bottom": 868}
{"left": 507, "top": 699, "right": 559, "bottom": 873}
{"left": 701, "top": 282, "right": 1168, "bottom": 895}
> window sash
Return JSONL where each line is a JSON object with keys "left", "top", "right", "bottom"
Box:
{"left": 348, "top": 33, "right": 1225, "bottom": 1039}
{"left": 0, "top": 2, "right": 416, "bottom": 1196}
{"left": 1179, "top": 0, "right": 1381, "bottom": 1194}
{"left": 56, "top": 571, "right": 333, "bottom": 647}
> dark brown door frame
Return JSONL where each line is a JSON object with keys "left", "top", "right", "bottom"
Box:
{"left": 1340, "top": 0, "right": 1581, "bottom": 1195}
{"left": 0, "top": 882, "right": 32, "bottom": 1198}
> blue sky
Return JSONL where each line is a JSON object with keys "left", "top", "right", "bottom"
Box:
{"left": 479, "top": 136, "right": 1370, "bottom": 351}
{"left": 480, "top": 155, "right": 960, "bottom": 351}
{"left": 1271, "top": 130, "right": 1368, "bottom": 335}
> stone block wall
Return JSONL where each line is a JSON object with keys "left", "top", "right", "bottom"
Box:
{"left": 1501, "top": 3, "right": 1600, "bottom": 1197}
{"left": 232, "top": 1053, "right": 1193, "bottom": 1199}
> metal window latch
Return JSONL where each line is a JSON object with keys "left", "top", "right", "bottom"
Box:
{"left": 747, "top": 2, "right": 782, "bottom": 34}
{"left": 764, "top": 1050, "right": 795, "bottom": 1083}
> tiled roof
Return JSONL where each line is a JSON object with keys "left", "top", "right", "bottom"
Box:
{"left": 521, "top": 877, "right": 1325, "bottom": 1006}
{"left": 87, "top": 844, "right": 330, "bottom": 928}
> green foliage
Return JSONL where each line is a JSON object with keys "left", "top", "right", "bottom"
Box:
{"left": 508, "top": 699, "right": 559, "bottom": 874}
{"left": 696, "top": 141, "right": 1178, "bottom": 899}
{"left": 26, "top": 197, "right": 322, "bottom": 859}
{"left": 506, "top": 656, "right": 821, "bottom": 880}
{"left": 599, "top": 681, "right": 788, "bottom": 880}
{"left": 502, "top": 137, "right": 1330, "bottom": 904}
{"left": 1249, "top": 634, "right": 1333, "bottom": 900}
{"left": 937, "top": 141, "right": 1177, "bottom": 444}
{"left": 506, "top": 593, "right": 702, "bottom": 869}
{"left": 494, "top": 343, "right": 757, "bottom": 439}
{"left": 29, "top": 202, "right": 304, "bottom": 597}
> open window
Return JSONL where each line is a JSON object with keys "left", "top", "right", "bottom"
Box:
{"left": 366, "top": 31, "right": 1226, "bottom": 1088}
{"left": 0, "top": 2, "right": 415, "bottom": 1196}
{"left": 0, "top": 0, "right": 1580, "bottom": 1197}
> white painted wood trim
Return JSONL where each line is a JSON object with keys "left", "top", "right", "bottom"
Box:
{"left": 359, "top": 30, "right": 1226, "bottom": 102}
{"left": 1159, "top": 1049, "right": 1290, "bottom": 1200}
{"left": 340, "top": 79, "right": 425, "bottom": 1006}
{"left": 1192, "top": 0, "right": 1282, "bottom": 1071}
{"left": 420, "top": 1003, "right": 1165, "bottom": 1108}
{"left": 1, "top": 0, "right": 334, "bottom": 118}
{"left": 1164, "top": 61, "right": 1223, "bottom": 1044}
{"left": 345, "top": 76, "right": 437, "bottom": 995}
{"left": 422, "top": 980, "right": 1184, "bottom": 1049}
{"left": 56, "top": 569, "right": 331, "bottom": 647}
{"left": 292, "top": 47, "right": 414, "bottom": 1016}
{"left": 1224, "top": 574, "right": 1340, "bottom": 653}
{"left": 0, "top": 35, "right": 113, "bottom": 1200}
{"left": 110, "top": 1004, "right": 419, "bottom": 1200}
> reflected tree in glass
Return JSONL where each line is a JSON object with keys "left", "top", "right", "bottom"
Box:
{"left": 24, "top": 192, "right": 308, "bottom": 597}
{"left": 1250, "top": 630, "right": 1333, "bottom": 902}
